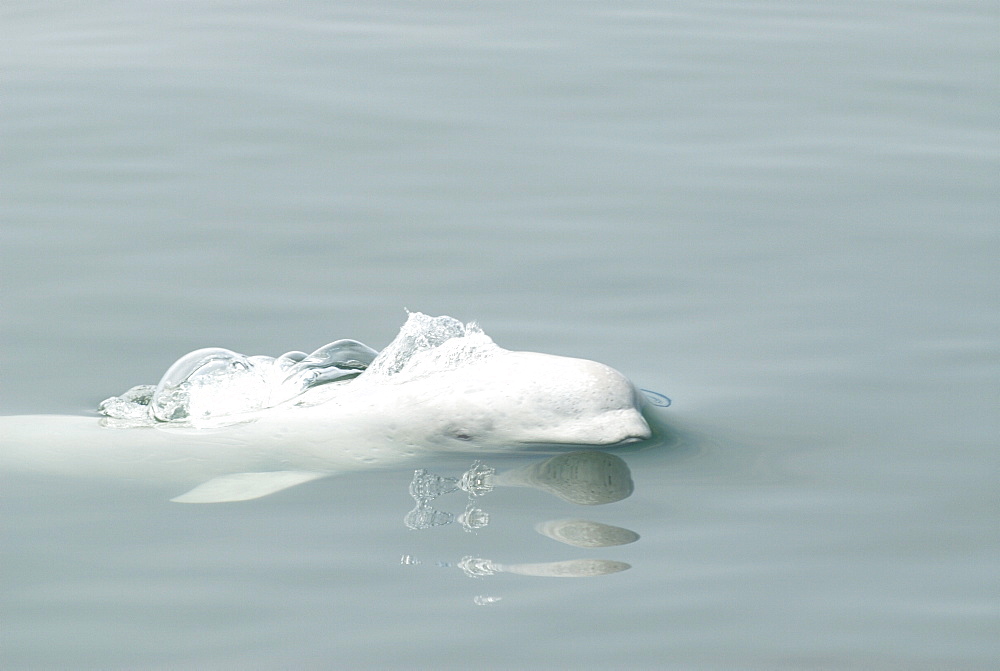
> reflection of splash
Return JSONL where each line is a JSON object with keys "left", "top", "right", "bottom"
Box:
{"left": 459, "top": 461, "right": 495, "bottom": 497}
{"left": 472, "top": 595, "right": 502, "bottom": 606}
{"left": 457, "top": 504, "right": 489, "bottom": 531}
{"left": 405, "top": 461, "right": 495, "bottom": 532}
{"left": 403, "top": 503, "right": 454, "bottom": 530}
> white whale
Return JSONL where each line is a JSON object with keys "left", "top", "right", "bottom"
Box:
{"left": 0, "top": 314, "right": 652, "bottom": 503}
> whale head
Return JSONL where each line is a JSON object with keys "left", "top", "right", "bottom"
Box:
{"left": 389, "top": 351, "right": 652, "bottom": 450}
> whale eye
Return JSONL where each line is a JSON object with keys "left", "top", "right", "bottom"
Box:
{"left": 444, "top": 418, "right": 491, "bottom": 443}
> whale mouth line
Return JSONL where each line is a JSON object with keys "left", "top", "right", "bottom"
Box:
{"left": 514, "top": 434, "right": 650, "bottom": 448}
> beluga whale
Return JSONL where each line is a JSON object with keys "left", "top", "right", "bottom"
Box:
{"left": 0, "top": 313, "right": 654, "bottom": 503}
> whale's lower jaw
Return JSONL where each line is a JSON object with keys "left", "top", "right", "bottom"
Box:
{"left": 515, "top": 428, "right": 651, "bottom": 448}
{"left": 516, "top": 434, "right": 648, "bottom": 449}
{"left": 577, "top": 434, "right": 648, "bottom": 447}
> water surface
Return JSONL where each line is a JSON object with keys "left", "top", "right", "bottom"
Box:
{"left": 1, "top": 1, "right": 997, "bottom": 669}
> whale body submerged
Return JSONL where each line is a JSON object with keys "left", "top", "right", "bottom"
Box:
{"left": 0, "top": 313, "right": 652, "bottom": 503}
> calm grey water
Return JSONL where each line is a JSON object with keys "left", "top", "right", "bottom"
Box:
{"left": 1, "top": 1, "right": 997, "bottom": 669}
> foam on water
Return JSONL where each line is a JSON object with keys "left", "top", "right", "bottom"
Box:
{"left": 98, "top": 312, "right": 493, "bottom": 427}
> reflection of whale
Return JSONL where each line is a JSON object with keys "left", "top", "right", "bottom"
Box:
{"left": 405, "top": 451, "right": 637, "bottom": 529}
{"left": 402, "top": 451, "right": 640, "bottom": 603}
{"left": 459, "top": 556, "right": 630, "bottom": 578}
{"left": 492, "top": 451, "right": 634, "bottom": 505}
{"left": 0, "top": 314, "right": 653, "bottom": 503}
{"left": 535, "top": 519, "right": 639, "bottom": 547}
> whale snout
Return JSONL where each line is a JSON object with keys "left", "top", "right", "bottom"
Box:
{"left": 612, "top": 410, "right": 653, "bottom": 444}
{"left": 416, "top": 351, "right": 654, "bottom": 450}
{"left": 498, "top": 353, "right": 653, "bottom": 447}
{"left": 549, "top": 408, "right": 652, "bottom": 447}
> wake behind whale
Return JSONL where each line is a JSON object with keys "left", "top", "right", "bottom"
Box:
{"left": 0, "top": 313, "right": 657, "bottom": 503}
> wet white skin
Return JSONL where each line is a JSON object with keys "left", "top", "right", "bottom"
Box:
{"left": 0, "top": 351, "right": 650, "bottom": 502}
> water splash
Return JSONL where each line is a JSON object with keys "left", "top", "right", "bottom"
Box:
{"left": 279, "top": 339, "right": 377, "bottom": 393}
{"left": 99, "top": 311, "right": 663, "bottom": 428}
{"left": 150, "top": 348, "right": 269, "bottom": 422}
{"left": 98, "top": 311, "right": 487, "bottom": 427}
{"left": 99, "top": 339, "right": 376, "bottom": 427}
{"left": 97, "top": 385, "right": 156, "bottom": 423}
{"left": 364, "top": 311, "right": 499, "bottom": 381}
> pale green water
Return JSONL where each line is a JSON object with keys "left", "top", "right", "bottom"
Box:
{"left": 1, "top": 1, "right": 997, "bottom": 669}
